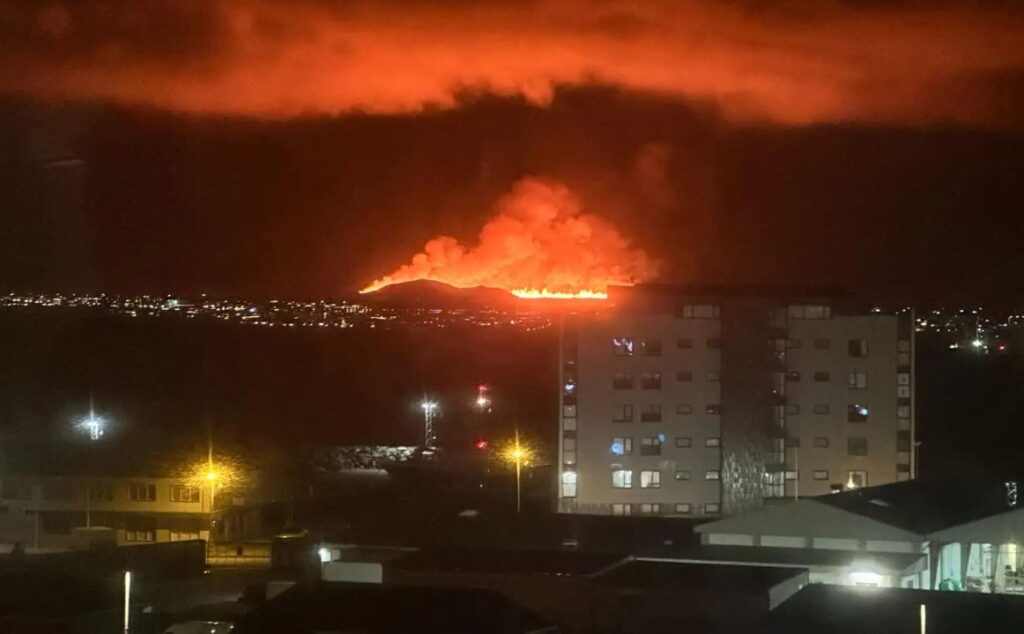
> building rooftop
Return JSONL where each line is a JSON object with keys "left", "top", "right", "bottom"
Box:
{"left": 767, "top": 583, "right": 1024, "bottom": 634}
{"left": 594, "top": 560, "right": 805, "bottom": 592}
{"left": 644, "top": 544, "right": 924, "bottom": 574}
{"left": 816, "top": 479, "right": 1021, "bottom": 535}
{"left": 388, "top": 547, "right": 628, "bottom": 577}
{"left": 237, "top": 581, "right": 555, "bottom": 634}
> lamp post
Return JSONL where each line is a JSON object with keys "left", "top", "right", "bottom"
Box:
{"left": 420, "top": 399, "right": 438, "bottom": 449}
{"left": 500, "top": 429, "right": 534, "bottom": 514}
{"left": 74, "top": 398, "right": 107, "bottom": 528}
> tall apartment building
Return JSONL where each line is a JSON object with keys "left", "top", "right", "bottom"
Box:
{"left": 557, "top": 285, "right": 915, "bottom": 518}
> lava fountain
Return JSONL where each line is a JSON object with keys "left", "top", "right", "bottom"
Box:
{"left": 360, "top": 178, "right": 655, "bottom": 299}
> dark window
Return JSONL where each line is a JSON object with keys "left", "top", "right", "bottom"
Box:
{"left": 675, "top": 404, "right": 693, "bottom": 415}
{"left": 641, "top": 340, "right": 662, "bottom": 356}
{"left": 848, "top": 404, "right": 869, "bottom": 423}
{"left": 640, "top": 405, "right": 662, "bottom": 422}
{"left": 676, "top": 370, "right": 693, "bottom": 382}
{"left": 1, "top": 481, "right": 32, "bottom": 500}
{"left": 897, "top": 463, "right": 911, "bottom": 473}
{"left": 813, "top": 437, "right": 830, "bottom": 448}
{"left": 813, "top": 371, "right": 830, "bottom": 382}
{"left": 42, "top": 481, "right": 74, "bottom": 501}
{"left": 785, "top": 371, "right": 801, "bottom": 382}
{"left": 813, "top": 404, "right": 830, "bottom": 415}
{"left": 126, "top": 516, "right": 156, "bottom": 542}
{"left": 40, "top": 511, "right": 76, "bottom": 535}
{"left": 613, "top": 404, "right": 634, "bottom": 422}
{"left": 676, "top": 338, "right": 693, "bottom": 349}
{"left": 847, "top": 437, "right": 868, "bottom": 456}
{"left": 813, "top": 338, "right": 831, "bottom": 350}
{"left": 88, "top": 483, "right": 114, "bottom": 501}
{"left": 706, "top": 337, "right": 721, "bottom": 349}
{"left": 613, "top": 372, "right": 633, "bottom": 389}
{"left": 848, "top": 339, "right": 869, "bottom": 357}
{"left": 640, "top": 437, "right": 662, "bottom": 456}
{"left": 787, "top": 436, "right": 800, "bottom": 448}
{"left": 640, "top": 371, "right": 662, "bottom": 389}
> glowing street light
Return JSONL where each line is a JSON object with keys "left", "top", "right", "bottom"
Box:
{"left": 475, "top": 383, "right": 491, "bottom": 411}
{"left": 421, "top": 399, "right": 438, "bottom": 449}
{"left": 74, "top": 398, "right": 108, "bottom": 528}
{"left": 499, "top": 429, "right": 536, "bottom": 514}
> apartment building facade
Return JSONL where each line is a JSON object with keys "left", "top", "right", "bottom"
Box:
{"left": 557, "top": 285, "right": 915, "bottom": 518}
{"left": 0, "top": 474, "right": 211, "bottom": 551}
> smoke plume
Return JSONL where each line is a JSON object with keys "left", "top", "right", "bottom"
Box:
{"left": 1, "top": 1, "right": 1023, "bottom": 126}
{"left": 361, "top": 178, "right": 655, "bottom": 296}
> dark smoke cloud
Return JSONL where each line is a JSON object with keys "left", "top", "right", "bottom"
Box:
{"left": 1, "top": 1, "right": 1023, "bottom": 126}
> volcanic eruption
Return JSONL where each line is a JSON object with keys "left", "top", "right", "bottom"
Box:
{"left": 361, "top": 178, "right": 655, "bottom": 299}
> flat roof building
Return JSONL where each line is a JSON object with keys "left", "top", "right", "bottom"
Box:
{"left": 557, "top": 284, "right": 915, "bottom": 517}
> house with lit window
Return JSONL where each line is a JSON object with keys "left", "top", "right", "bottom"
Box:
{"left": 557, "top": 284, "right": 915, "bottom": 518}
{"left": 0, "top": 473, "right": 212, "bottom": 551}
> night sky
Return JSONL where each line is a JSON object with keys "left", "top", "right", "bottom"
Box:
{"left": 0, "top": 1, "right": 1023, "bottom": 304}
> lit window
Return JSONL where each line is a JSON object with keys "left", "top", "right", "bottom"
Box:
{"left": 847, "top": 470, "right": 868, "bottom": 488}
{"left": 676, "top": 404, "right": 693, "bottom": 415}
{"left": 170, "top": 485, "right": 200, "bottom": 503}
{"left": 640, "top": 437, "right": 662, "bottom": 456}
{"left": 611, "top": 437, "right": 633, "bottom": 455}
{"left": 611, "top": 503, "right": 632, "bottom": 516}
{"left": 612, "top": 338, "right": 635, "bottom": 356}
{"left": 848, "top": 372, "right": 868, "bottom": 390}
{"left": 612, "top": 469, "right": 633, "bottom": 488}
{"left": 704, "top": 503, "right": 721, "bottom": 514}
{"left": 848, "top": 404, "right": 869, "bottom": 422}
{"left": 640, "top": 371, "right": 662, "bottom": 389}
{"left": 613, "top": 372, "right": 633, "bottom": 389}
{"left": 613, "top": 404, "right": 634, "bottom": 423}
{"left": 562, "top": 404, "right": 577, "bottom": 418}
{"left": 897, "top": 405, "right": 910, "bottom": 418}
{"left": 640, "top": 470, "right": 661, "bottom": 489}
{"left": 674, "top": 503, "right": 692, "bottom": 514}
{"left": 705, "top": 470, "right": 721, "bottom": 480}
{"left": 705, "top": 437, "right": 721, "bottom": 448}
{"left": 641, "top": 340, "right": 662, "bottom": 356}
{"left": 785, "top": 471, "right": 798, "bottom": 480}
{"left": 638, "top": 503, "right": 661, "bottom": 514}
{"left": 675, "top": 470, "right": 691, "bottom": 481}
{"left": 813, "top": 470, "right": 829, "bottom": 480}
{"left": 640, "top": 404, "right": 662, "bottom": 422}
{"left": 675, "top": 437, "right": 692, "bottom": 448}
{"left": 848, "top": 339, "right": 869, "bottom": 357}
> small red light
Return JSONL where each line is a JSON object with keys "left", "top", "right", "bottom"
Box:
{"left": 475, "top": 439, "right": 488, "bottom": 450}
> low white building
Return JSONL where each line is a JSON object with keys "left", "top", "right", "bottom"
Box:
{"left": 692, "top": 480, "right": 1024, "bottom": 592}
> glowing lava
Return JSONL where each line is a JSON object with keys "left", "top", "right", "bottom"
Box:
{"left": 511, "top": 288, "right": 608, "bottom": 300}
{"left": 361, "top": 178, "right": 654, "bottom": 299}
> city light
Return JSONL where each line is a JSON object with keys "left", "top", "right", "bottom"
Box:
{"left": 75, "top": 408, "right": 107, "bottom": 441}
{"left": 498, "top": 431, "right": 536, "bottom": 514}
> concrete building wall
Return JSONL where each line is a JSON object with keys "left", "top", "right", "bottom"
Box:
{"left": 0, "top": 475, "right": 210, "bottom": 550}
{"left": 784, "top": 314, "right": 911, "bottom": 496}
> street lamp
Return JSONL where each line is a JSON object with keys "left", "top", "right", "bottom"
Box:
{"left": 499, "top": 429, "right": 535, "bottom": 514}
{"left": 74, "top": 399, "right": 108, "bottom": 528}
{"left": 420, "top": 399, "right": 438, "bottom": 449}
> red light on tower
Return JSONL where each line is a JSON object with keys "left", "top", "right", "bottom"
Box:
{"left": 475, "top": 439, "right": 489, "bottom": 450}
